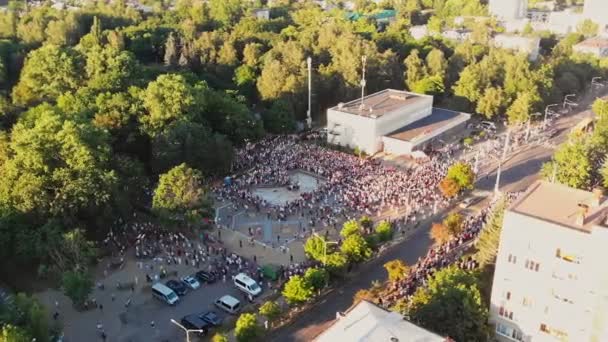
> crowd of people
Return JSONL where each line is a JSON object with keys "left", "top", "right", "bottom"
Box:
{"left": 378, "top": 192, "right": 522, "bottom": 309}
{"left": 215, "top": 135, "right": 456, "bottom": 231}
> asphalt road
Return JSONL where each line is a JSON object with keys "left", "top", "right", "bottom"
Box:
{"left": 269, "top": 102, "right": 597, "bottom": 342}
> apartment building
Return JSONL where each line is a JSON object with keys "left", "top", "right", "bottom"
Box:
{"left": 490, "top": 181, "right": 608, "bottom": 342}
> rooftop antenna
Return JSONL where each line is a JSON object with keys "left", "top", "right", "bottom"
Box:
{"left": 359, "top": 55, "right": 367, "bottom": 111}
{"left": 307, "top": 56, "right": 312, "bottom": 129}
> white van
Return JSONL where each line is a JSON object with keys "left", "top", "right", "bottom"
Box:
{"left": 232, "top": 273, "right": 262, "bottom": 297}
{"left": 215, "top": 295, "right": 241, "bottom": 314}
{"left": 152, "top": 283, "right": 179, "bottom": 305}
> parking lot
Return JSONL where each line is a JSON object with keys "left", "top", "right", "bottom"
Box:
{"left": 36, "top": 249, "right": 270, "bottom": 342}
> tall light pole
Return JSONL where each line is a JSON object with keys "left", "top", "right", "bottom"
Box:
{"left": 544, "top": 104, "right": 559, "bottom": 128}
{"left": 171, "top": 319, "right": 204, "bottom": 342}
{"left": 359, "top": 56, "right": 367, "bottom": 110}
{"left": 307, "top": 57, "right": 312, "bottom": 129}
{"left": 312, "top": 232, "right": 338, "bottom": 287}
{"left": 525, "top": 112, "right": 541, "bottom": 142}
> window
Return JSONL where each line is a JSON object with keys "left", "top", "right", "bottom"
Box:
{"left": 556, "top": 248, "right": 561, "bottom": 258}
{"left": 499, "top": 306, "right": 514, "bottom": 321}
{"left": 535, "top": 263, "right": 540, "bottom": 272}
{"left": 522, "top": 297, "right": 532, "bottom": 308}
{"left": 525, "top": 260, "right": 529, "bottom": 268}
{"left": 506, "top": 292, "right": 511, "bottom": 300}
{"left": 508, "top": 254, "right": 512, "bottom": 262}
{"left": 540, "top": 323, "right": 548, "bottom": 332}
{"left": 512, "top": 329, "right": 523, "bottom": 341}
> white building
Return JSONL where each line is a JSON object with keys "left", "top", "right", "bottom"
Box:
{"left": 584, "top": 0, "right": 608, "bottom": 29}
{"left": 493, "top": 34, "right": 541, "bottom": 61}
{"left": 490, "top": 181, "right": 608, "bottom": 342}
{"left": 252, "top": 8, "right": 270, "bottom": 20}
{"left": 573, "top": 37, "right": 608, "bottom": 58}
{"left": 315, "top": 300, "right": 446, "bottom": 342}
{"left": 326, "top": 89, "right": 470, "bottom": 156}
{"left": 489, "top": 0, "right": 528, "bottom": 20}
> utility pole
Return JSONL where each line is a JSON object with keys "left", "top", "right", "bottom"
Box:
{"left": 544, "top": 104, "right": 558, "bottom": 128}
{"left": 494, "top": 129, "right": 511, "bottom": 196}
{"left": 359, "top": 56, "right": 367, "bottom": 110}
{"left": 307, "top": 57, "right": 312, "bottom": 129}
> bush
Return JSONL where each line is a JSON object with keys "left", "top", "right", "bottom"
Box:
{"left": 282, "top": 275, "right": 313, "bottom": 305}
{"left": 439, "top": 177, "right": 461, "bottom": 198}
{"left": 258, "top": 301, "right": 281, "bottom": 326}
{"left": 430, "top": 223, "right": 451, "bottom": 244}
{"left": 61, "top": 270, "right": 93, "bottom": 308}
{"left": 340, "top": 220, "right": 362, "bottom": 238}
{"left": 235, "top": 313, "right": 262, "bottom": 342}
{"left": 304, "top": 267, "right": 329, "bottom": 291}
{"left": 463, "top": 137, "right": 474, "bottom": 147}
{"left": 384, "top": 259, "right": 409, "bottom": 282}
{"left": 375, "top": 221, "right": 393, "bottom": 242}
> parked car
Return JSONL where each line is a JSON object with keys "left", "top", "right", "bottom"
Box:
{"left": 180, "top": 314, "right": 210, "bottom": 335}
{"left": 165, "top": 279, "right": 188, "bottom": 296}
{"left": 181, "top": 275, "right": 200, "bottom": 290}
{"left": 152, "top": 283, "right": 179, "bottom": 305}
{"left": 479, "top": 121, "right": 497, "bottom": 131}
{"left": 199, "top": 311, "right": 223, "bottom": 326}
{"left": 459, "top": 196, "right": 482, "bottom": 209}
{"left": 215, "top": 295, "right": 241, "bottom": 314}
{"left": 233, "top": 273, "right": 262, "bottom": 297}
{"left": 196, "top": 270, "right": 216, "bottom": 284}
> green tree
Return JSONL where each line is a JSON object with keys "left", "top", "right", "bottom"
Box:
{"left": 443, "top": 212, "right": 463, "bottom": 236}
{"left": 541, "top": 134, "right": 592, "bottom": 189}
{"left": 446, "top": 162, "right": 475, "bottom": 190}
{"left": 62, "top": 270, "right": 93, "bottom": 308}
{"left": 235, "top": 313, "right": 262, "bottom": 342}
{"left": 476, "top": 87, "right": 504, "bottom": 119}
{"left": 404, "top": 49, "right": 427, "bottom": 89}
{"left": 411, "top": 75, "right": 445, "bottom": 95}
{"left": 0, "top": 325, "right": 32, "bottom": 342}
{"left": 340, "top": 220, "right": 362, "bottom": 238}
{"left": 152, "top": 163, "right": 210, "bottom": 225}
{"left": 243, "top": 42, "right": 263, "bottom": 67}
{"left": 341, "top": 233, "right": 372, "bottom": 263}
{"left": 384, "top": 259, "right": 409, "bottom": 282}
{"left": 90, "top": 16, "right": 103, "bottom": 47}
{"left": 475, "top": 200, "right": 506, "bottom": 266}
{"left": 282, "top": 275, "right": 314, "bottom": 305}
{"left": 209, "top": 0, "right": 243, "bottom": 26}
{"left": 304, "top": 267, "right": 329, "bottom": 291}
{"left": 374, "top": 220, "right": 392, "bottom": 242}
{"left": 406, "top": 266, "right": 489, "bottom": 342}
{"left": 324, "top": 252, "right": 348, "bottom": 273}
{"left": 84, "top": 46, "right": 138, "bottom": 91}
{"left": 0, "top": 105, "right": 116, "bottom": 216}
{"left": 262, "top": 99, "right": 296, "bottom": 134}
{"left": 426, "top": 48, "right": 447, "bottom": 77}
{"left": 577, "top": 19, "right": 598, "bottom": 37}
{"left": 258, "top": 300, "right": 281, "bottom": 326}
{"left": 211, "top": 333, "right": 229, "bottom": 342}
{"left": 506, "top": 91, "right": 534, "bottom": 125}
{"left": 140, "top": 74, "right": 195, "bottom": 137}
{"left": 304, "top": 234, "right": 328, "bottom": 262}
{"left": 12, "top": 44, "right": 84, "bottom": 106}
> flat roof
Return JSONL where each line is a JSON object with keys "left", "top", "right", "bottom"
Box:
{"left": 510, "top": 181, "right": 608, "bottom": 232}
{"left": 329, "top": 89, "right": 428, "bottom": 119}
{"left": 386, "top": 108, "right": 470, "bottom": 143}
{"left": 574, "top": 37, "right": 608, "bottom": 49}
{"left": 314, "top": 300, "right": 445, "bottom": 342}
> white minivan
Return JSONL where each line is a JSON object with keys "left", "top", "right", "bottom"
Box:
{"left": 152, "top": 283, "right": 179, "bottom": 305}
{"left": 215, "top": 295, "right": 241, "bottom": 314}
{"left": 232, "top": 273, "right": 262, "bottom": 297}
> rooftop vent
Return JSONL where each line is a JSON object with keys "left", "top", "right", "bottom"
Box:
{"left": 337, "top": 102, "right": 344, "bottom": 109}
{"left": 591, "top": 188, "right": 603, "bottom": 207}
{"left": 389, "top": 94, "right": 408, "bottom": 101}
{"left": 390, "top": 338, "right": 399, "bottom": 342}
{"left": 576, "top": 203, "right": 590, "bottom": 226}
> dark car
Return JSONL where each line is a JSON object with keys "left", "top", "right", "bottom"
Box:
{"left": 180, "top": 314, "right": 209, "bottom": 335}
{"left": 195, "top": 270, "right": 216, "bottom": 284}
{"left": 199, "top": 311, "right": 223, "bottom": 326}
{"left": 165, "top": 279, "right": 187, "bottom": 296}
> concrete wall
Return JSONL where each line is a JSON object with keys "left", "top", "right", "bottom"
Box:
{"left": 326, "top": 109, "right": 379, "bottom": 154}
{"left": 490, "top": 0, "right": 528, "bottom": 20}
{"left": 490, "top": 211, "right": 608, "bottom": 342}
{"left": 382, "top": 137, "right": 413, "bottom": 155}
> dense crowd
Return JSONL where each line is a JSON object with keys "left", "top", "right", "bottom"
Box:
{"left": 378, "top": 192, "right": 522, "bottom": 309}
{"left": 215, "top": 136, "right": 455, "bottom": 228}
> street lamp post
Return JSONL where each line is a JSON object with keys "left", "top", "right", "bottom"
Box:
{"left": 544, "top": 104, "right": 559, "bottom": 128}
{"left": 171, "top": 319, "right": 204, "bottom": 342}
{"left": 312, "top": 232, "right": 338, "bottom": 287}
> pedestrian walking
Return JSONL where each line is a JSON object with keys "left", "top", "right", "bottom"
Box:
{"left": 99, "top": 304, "right": 103, "bottom": 312}
{"left": 150, "top": 321, "right": 155, "bottom": 328}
